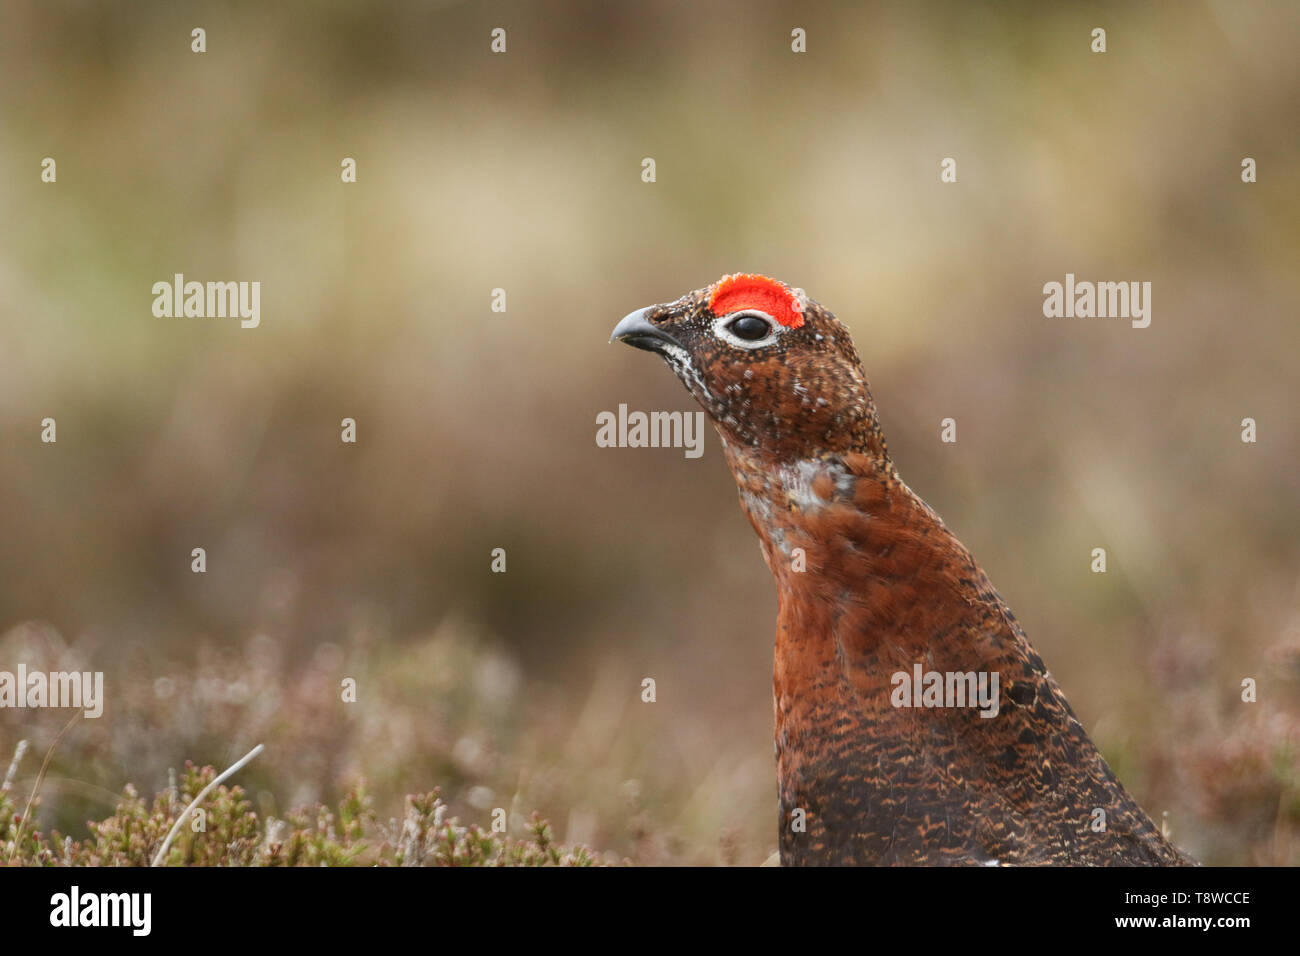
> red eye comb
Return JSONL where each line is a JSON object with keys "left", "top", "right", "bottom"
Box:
{"left": 709, "top": 273, "right": 805, "bottom": 329}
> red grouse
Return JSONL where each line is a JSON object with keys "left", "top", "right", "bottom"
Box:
{"left": 612, "top": 273, "right": 1193, "bottom": 866}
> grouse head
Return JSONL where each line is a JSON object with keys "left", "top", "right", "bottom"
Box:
{"left": 611, "top": 274, "right": 888, "bottom": 464}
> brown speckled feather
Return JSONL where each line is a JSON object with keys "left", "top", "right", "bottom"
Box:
{"left": 612, "top": 276, "right": 1194, "bottom": 866}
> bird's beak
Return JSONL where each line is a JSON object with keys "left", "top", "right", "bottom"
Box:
{"left": 610, "top": 307, "right": 680, "bottom": 353}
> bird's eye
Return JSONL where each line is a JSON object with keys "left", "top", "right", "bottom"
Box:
{"left": 726, "top": 314, "right": 773, "bottom": 341}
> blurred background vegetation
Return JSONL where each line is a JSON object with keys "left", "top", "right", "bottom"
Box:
{"left": 1, "top": 0, "right": 1297, "bottom": 865}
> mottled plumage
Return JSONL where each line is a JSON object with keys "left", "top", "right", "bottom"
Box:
{"left": 612, "top": 274, "right": 1194, "bottom": 866}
